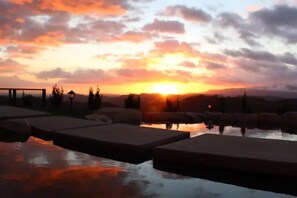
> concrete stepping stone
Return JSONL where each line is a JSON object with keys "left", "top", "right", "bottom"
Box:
{"left": 53, "top": 124, "right": 190, "bottom": 164}
{"left": 0, "top": 105, "right": 50, "bottom": 119}
{"left": 154, "top": 134, "right": 297, "bottom": 178}
{"left": 3, "top": 116, "right": 108, "bottom": 140}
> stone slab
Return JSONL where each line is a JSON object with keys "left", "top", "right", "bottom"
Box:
{"left": 53, "top": 124, "right": 190, "bottom": 164}
{"left": 5, "top": 116, "right": 108, "bottom": 140}
{"left": 0, "top": 105, "right": 50, "bottom": 119}
{"left": 154, "top": 134, "right": 297, "bottom": 178}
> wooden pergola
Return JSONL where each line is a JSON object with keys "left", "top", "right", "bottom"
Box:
{"left": 0, "top": 88, "right": 46, "bottom": 106}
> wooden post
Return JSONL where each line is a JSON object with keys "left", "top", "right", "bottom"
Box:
{"left": 8, "top": 89, "right": 12, "bottom": 105}
{"left": 12, "top": 89, "right": 17, "bottom": 106}
{"left": 42, "top": 89, "right": 46, "bottom": 107}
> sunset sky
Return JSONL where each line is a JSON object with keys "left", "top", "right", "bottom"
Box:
{"left": 1, "top": 0, "right": 297, "bottom": 94}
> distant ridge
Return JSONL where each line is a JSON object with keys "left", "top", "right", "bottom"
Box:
{"left": 203, "top": 88, "right": 297, "bottom": 99}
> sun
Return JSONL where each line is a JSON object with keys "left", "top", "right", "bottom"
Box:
{"left": 151, "top": 83, "right": 179, "bottom": 95}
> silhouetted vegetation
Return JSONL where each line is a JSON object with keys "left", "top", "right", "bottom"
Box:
{"left": 241, "top": 91, "right": 251, "bottom": 114}
{"left": 88, "top": 86, "right": 103, "bottom": 110}
{"left": 219, "top": 96, "right": 225, "bottom": 113}
{"left": 124, "top": 94, "right": 140, "bottom": 109}
{"left": 50, "top": 84, "right": 63, "bottom": 108}
{"left": 22, "top": 92, "right": 33, "bottom": 106}
{"left": 165, "top": 97, "right": 180, "bottom": 112}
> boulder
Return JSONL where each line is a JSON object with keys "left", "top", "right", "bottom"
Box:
{"left": 86, "top": 108, "right": 143, "bottom": 124}
{"left": 85, "top": 114, "right": 113, "bottom": 125}
{"left": 218, "top": 113, "right": 234, "bottom": 125}
{"left": 258, "top": 113, "right": 281, "bottom": 126}
{"left": 184, "top": 112, "right": 203, "bottom": 123}
{"left": 282, "top": 112, "right": 297, "bottom": 126}
{"left": 143, "top": 112, "right": 197, "bottom": 124}
{"left": 204, "top": 112, "right": 223, "bottom": 122}
{"left": 161, "top": 112, "right": 190, "bottom": 123}
{"left": 233, "top": 113, "right": 258, "bottom": 125}
{"left": 143, "top": 112, "right": 163, "bottom": 123}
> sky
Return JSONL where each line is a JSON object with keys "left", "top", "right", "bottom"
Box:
{"left": 1, "top": 0, "right": 297, "bottom": 94}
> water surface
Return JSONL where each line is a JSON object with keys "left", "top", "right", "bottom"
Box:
{"left": 0, "top": 133, "right": 295, "bottom": 197}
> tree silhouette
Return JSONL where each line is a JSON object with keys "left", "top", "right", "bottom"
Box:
{"left": 94, "top": 86, "right": 103, "bottom": 109}
{"left": 50, "top": 84, "right": 63, "bottom": 108}
{"left": 88, "top": 86, "right": 103, "bottom": 110}
{"left": 22, "top": 91, "right": 32, "bottom": 106}
{"left": 241, "top": 91, "right": 250, "bottom": 114}
{"left": 165, "top": 97, "right": 180, "bottom": 112}
{"left": 124, "top": 94, "right": 140, "bottom": 109}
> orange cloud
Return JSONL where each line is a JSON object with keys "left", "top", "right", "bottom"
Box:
{"left": 10, "top": 0, "right": 33, "bottom": 4}
{"left": 41, "top": 0, "right": 125, "bottom": 16}
{"left": 10, "top": 0, "right": 126, "bottom": 16}
{"left": 109, "top": 31, "right": 152, "bottom": 43}
{"left": 151, "top": 40, "right": 198, "bottom": 57}
{"left": 6, "top": 44, "right": 45, "bottom": 58}
{"left": 34, "top": 31, "right": 64, "bottom": 46}
{"left": 0, "top": 58, "right": 28, "bottom": 74}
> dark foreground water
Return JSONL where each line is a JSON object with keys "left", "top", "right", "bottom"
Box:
{"left": 0, "top": 124, "right": 296, "bottom": 198}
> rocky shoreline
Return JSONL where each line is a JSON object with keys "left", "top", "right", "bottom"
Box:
{"left": 86, "top": 108, "right": 297, "bottom": 130}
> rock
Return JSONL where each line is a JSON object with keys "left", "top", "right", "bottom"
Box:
{"left": 143, "top": 112, "right": 163, "bottom": 123}
{"left": 85, "top": 114, "right": 113, "bottom": 124}
{"left": 161, "top": 112, "right": 189, "bottom": 123}
{"left": 204, "top": 112, "right": 223, "bottom": 122}
{"left": 184, "top": 112, "right": 203, "bottom": 123}
{"left": 258, "top": 113, "right": 281, "bottom": 126}
{"left": 282, "top": 112, "right": 297, "bottom": 126}
{"left": 87, "top": 108, "right": 143, "bottom": 124}
{"left": 143, "top": 112, "right": 197, "bottom": 124}
{"left": 218, "top": 113, "right": 234, "bottom": 125}
{"left": 233, "top": 113, "right": 258, "bottom": 125}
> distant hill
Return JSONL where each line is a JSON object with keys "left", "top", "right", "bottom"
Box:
{"left": 203, "top": 88, "right": 297, "bottom": 99}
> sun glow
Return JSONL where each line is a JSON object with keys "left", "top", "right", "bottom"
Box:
{"left": 151, "top": 83, "right": 179, "bottom": 95}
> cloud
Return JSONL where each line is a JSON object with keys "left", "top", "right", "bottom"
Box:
{"left": 201, "top": 61, "right": 226, "bottom": 70}
{"left": 179, "top": 61, "right": 196, "bottom": 68}
{"left": 0, "top": 75, "right": 43, "bottom": 87}
{"left": 0, "top": 0, "right": 142, "bottom": 46}
{"left": 151, "top": 40, "right": 198, "bottom": 56}
{"left": 34, "top": 67, "right": 194, "bottom": 84}
{"left": 143, "top": 19, "right": 185, "bottom": 34}
{"left": 107, "top": 31, "right": 152, "bottom": 43}
{"left": 215, "top": 5, "right": 297, "bottom": 45}
{"left": 225, "top": 48, "right": 297, "bottom": 66}
{"left": 0, "top": 58, "right": 27, "bottom": 74}
{"left": 163, "top": 5, "right": 212, "bottom": 23}
{"left": 10, "top": 0, "right": 126, "bottom": 16}
{"left": 35, "top": 67, "right": 72, "bottom": 79}
{"left": 215, "top": 12, "right": 258, "bottom": 46}
{"left": 250, "top": 5, "right": 297, "bottom": 43}
{"left": 286, "top": 84, "right": 297, "bottom": 90}
{"left": 5, "top": 44, "right": 46, "bottom": 58}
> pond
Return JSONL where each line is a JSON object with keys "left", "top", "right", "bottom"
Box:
{"left": 0, "top": 125, "right": 296, "bottom": 197}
